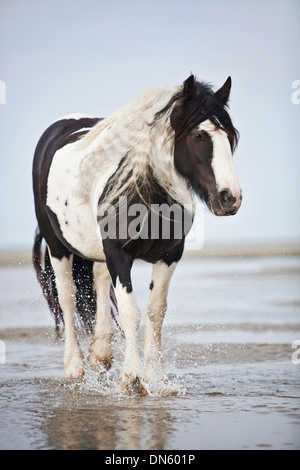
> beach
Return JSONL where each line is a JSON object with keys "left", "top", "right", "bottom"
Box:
{"left": 0, "top": 246, "right": 299, "bottom": 450}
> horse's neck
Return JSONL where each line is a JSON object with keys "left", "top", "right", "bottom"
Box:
{"left": 78, "top": 87, "right": 194, "bottom": 209}
{"left": 149, "top": 137, "right": 194, "bottom": 207}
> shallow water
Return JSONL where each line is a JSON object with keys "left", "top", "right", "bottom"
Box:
{"left": 0, "top": 254, "right": 300, "bottom": 450}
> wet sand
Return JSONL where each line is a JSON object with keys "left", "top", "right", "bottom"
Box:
{"left": 0, "top": 248, "right": 300, "bottom": 450}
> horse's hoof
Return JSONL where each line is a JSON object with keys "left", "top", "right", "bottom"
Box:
{"left": 88, "top": 352, "right": 113, "bottom": 372}
{"left": 63, "top": 351, "right": 85, "bottom": 379}
{"left": 88, "top": 339, "right": 114, "bottom": 372}
{"left": 121, "top": 374, "right": 148, "bottom": 396}
{"left": 64, "top": 363, "right": 85, "bottom": 379}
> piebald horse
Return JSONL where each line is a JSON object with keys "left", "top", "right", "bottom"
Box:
{"left": 32, "top": 75, "right": 242, "bottom": 394}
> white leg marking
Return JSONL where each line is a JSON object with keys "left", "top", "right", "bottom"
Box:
{"left": 49, "top": 254, "right": 85, "bottom": 379}
{"left": 144, "top": 261, "right": 177, "bottom": 385}
{"left": 88, "top": 262, "right": 114, "bottom": 371}
{"left": 114, "top": 279, "right": 145, "bottom": 394}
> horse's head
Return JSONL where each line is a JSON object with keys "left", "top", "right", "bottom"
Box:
{"left": 171, "top": 75, "right": 242, "bottom": 216}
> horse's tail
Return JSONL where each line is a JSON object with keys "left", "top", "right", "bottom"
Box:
{"left": 32, "top": 227, "right": 63, "bottom": 335}
{"left": 32, "top": 227, "right": 120, "bottom": 336}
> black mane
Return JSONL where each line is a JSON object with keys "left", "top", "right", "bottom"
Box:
{"left": 154, "top": 77, "right": 239, "bottom": 151}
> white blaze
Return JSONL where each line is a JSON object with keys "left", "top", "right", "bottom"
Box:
{"left": 198, "top": 119, "right": 241, "bottom": 199}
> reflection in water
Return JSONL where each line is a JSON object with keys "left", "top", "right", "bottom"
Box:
{"left": 44, "top": 395, "right": 174, "bottom": 450}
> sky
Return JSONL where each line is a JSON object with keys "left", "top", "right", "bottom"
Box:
{"left": 0, "top": 0, "right": 299, "bottom": 250}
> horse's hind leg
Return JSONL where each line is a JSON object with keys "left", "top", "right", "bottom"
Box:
{"left": 49, "top": 252, "right": 85, "bottom": 379}
{"left": 88, "top": 262, "right": 114, "bottom": 371}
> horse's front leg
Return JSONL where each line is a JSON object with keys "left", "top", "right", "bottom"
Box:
{"left": 115, "top": 279, "right": 146, "bottom": 394}
{"left": 104, "top": 245, "right": 146, "bottom": 395}
{"left": 144, "top": 261, "right": 177, "bottom": 386}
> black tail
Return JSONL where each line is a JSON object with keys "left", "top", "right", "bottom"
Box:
{"left": 32, "top": 228, "right": 63, "bottom": 335}
{"left": 32, "top": 228, "right": 120, "bottom": 336}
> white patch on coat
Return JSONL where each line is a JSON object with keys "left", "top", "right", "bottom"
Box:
{"left": 46, "top": 121, "right": 119, "bottom": 260}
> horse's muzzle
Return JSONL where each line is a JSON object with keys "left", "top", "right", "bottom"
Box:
{"left": 216, "top": 188, "right": 242, "bottom": 216}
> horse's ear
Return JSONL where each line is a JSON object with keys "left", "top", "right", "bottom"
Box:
{"left": 215, "top": 76, "right": 232, "bottom": 105}
{"left": 183, "top": 74, "right": 198, "bottom": 98}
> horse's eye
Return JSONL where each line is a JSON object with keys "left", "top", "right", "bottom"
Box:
{"left": 192, "top": 133, "right": 203, "bottom": 141}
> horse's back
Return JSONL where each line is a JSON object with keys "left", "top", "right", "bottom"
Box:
{"left": 32, "top": 114, "right": 101, "bottom": 195}
{"left": 32, "top": 114, "right": 102, "bottom": 259}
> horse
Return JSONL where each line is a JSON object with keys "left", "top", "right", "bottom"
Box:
{"left": 32, "top": 74, "right": 242, "bottom": 395}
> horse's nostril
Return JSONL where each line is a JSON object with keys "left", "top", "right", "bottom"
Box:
{"left": 219, "top": 188, "right": 236, "bottom": 207}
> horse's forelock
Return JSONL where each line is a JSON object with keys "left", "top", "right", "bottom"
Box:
{"left": 153, "top": 80, "right": 239, "bottom": 150}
